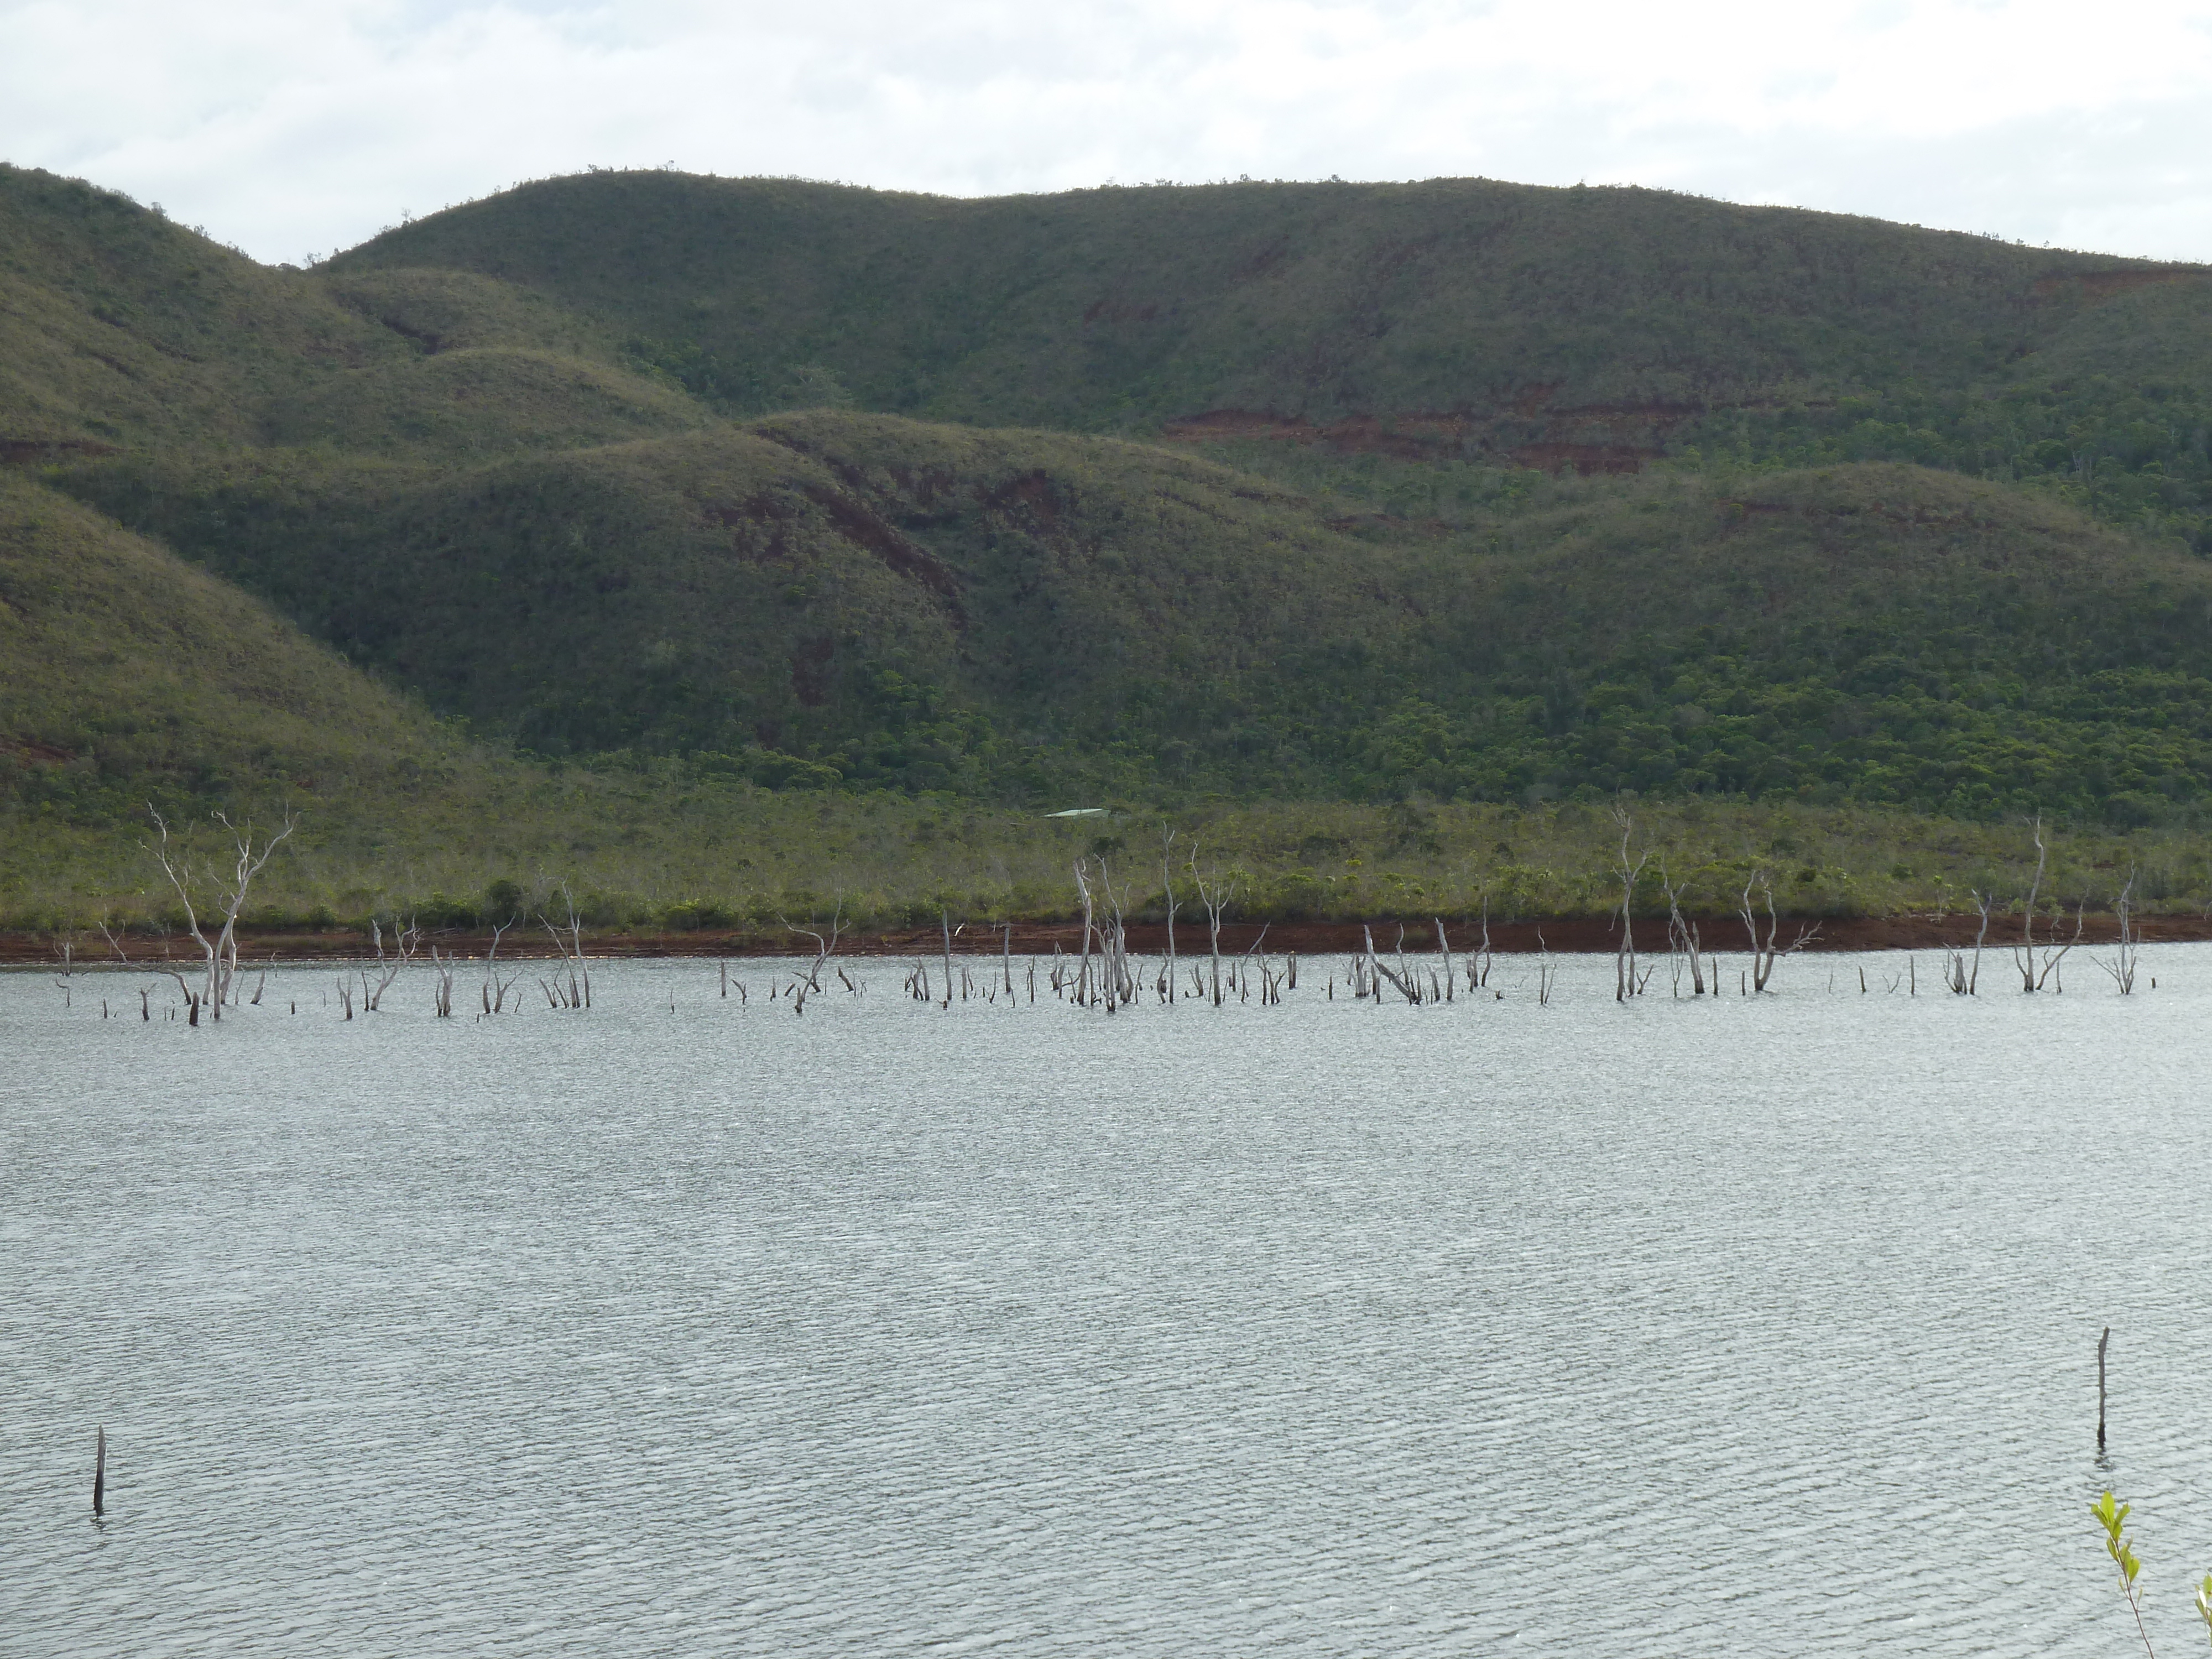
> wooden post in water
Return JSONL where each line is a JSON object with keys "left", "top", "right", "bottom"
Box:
{"left": 93, "top": 1425, "right": 105, "bottom": 1517}
{"left": 2099, "top": 1326, "right": 2110, "bottom": 1450}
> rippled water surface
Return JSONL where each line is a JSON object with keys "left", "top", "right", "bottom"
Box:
{"left": 6, "top": 948, "right": 2211, "bottom": 1656}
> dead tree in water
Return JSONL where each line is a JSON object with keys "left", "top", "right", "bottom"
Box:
{"left": 1070, "top": 857, "right": 1136, "bottom": 1013}
{"left": 1990, "top": 817, "right": 2084, "bottom": 992}
{"left": 2011, "top": 815, "right": 2051, "bottom": 992}
{"left": 481, "top": 918, "right": 523, "bottom": 1013}
{"left": 145, "top": 806, "right": 298, "bottom": 1018}
{"left": 1101, "top": 862, "right": 1136, "bottom": 1009}
{"left": 1156, "top": 825, "right": 1181, "bottom": 1003}
{"left": 1660, "top": 866, "right": 1706, "bottom": 997}
{"left": 2037, "top": 903, "right": 2086, "bottom": 992}
{"left": 782, "top": 899, "right": 845, "bottom": 993}
{"left": 2100, "top": 871, "right": 2142, "bottom": 995}
{"left": 1189, "top": 847, "right": 1237, "bottom": 1006}
{"left": 366, "top": 915, "right": 421, "bottom": 1010}
{"left": 540, "top": 883, "right": 592, "bottom": 1008}
{"left": 1739, "top": 870, "right": 1819, "bottom": 992}
{"left": 1611, "top": 808, "right": 1651, "bottom": 1002}
{"left": 1365, "top": 925, "right": 1421, "bottom": 1003}
{"left": 1947, "top": 894, "right": 1992, "bottom": 994}
{"left": 1236, "top": 924, "right": 1271, "bottom": 1006}
{"left": 1434, "top": 917, "right": 1455, "bottom": 1002}
{"left": 1072, "top": 862, "right": 1098, "bottom": 1005}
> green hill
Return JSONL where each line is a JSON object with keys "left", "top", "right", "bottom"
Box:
{"left": 53, "top": 414, "right": 2212, "bottom": 821}
{"left": 0, "top": 165, "right": 404, "bottom": 450}
{"left": 9, "top": 156, "right": 2212, "bottom": 858}
{"left": 51, "top": 412, "right": 1408, "bottom": 793}
{"left": 328, "top": 170, "right": 2185, "bottom": 425}
{"left": 0, "top": 163, "right": 713, "bottom": 461}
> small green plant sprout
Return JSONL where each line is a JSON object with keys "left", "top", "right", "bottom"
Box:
{"left": 2093, "top": 1490, "right": 2157, "bottom": 1658}
{"left": 2193, "top": 1571, "right": 2212, "bottom": 1649}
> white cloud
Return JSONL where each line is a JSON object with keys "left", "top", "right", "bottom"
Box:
{"left": 4, "top": 0, "right": 2210, "bottom": 263}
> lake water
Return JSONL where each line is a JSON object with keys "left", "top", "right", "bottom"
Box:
{"left": 5, "top": 946, "right": 2210, "bottom": 1656}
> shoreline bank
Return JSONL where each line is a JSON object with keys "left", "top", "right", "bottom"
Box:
{"left": 6, "top": 911, "right": 2203, "bottom": 965}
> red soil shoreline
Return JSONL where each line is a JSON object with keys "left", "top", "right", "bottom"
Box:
{"left": 6, "top": 912, "right": 2205, "bottom": 964}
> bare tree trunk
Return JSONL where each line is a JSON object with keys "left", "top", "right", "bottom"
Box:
{"left": 483, "top": 919, "right": 519, "bottom": 1012}
{"left": 1662, "top": 869, "right": 1704, "bottom": 995}
{"left": 1073, "top": 862, "right": 1095, "bottom": 1008}
{"left": 1365, "top": 925, "right": 1420, "bottom": 1003}
{"left": 1611, "top": 806, "right": 1650, "bottom": 1002}
{"left": 781, "top": 899, "right": 844, "bottom": 992}
{"left": 1160, "top": 826, "right": 1180, "bottom": 1003}
{"left": 2037, "top": 902, "right": 2085, "bottom": 990}
{"left": 2102, "top": 871, "right": 2140, "bottom": 994}
{"left": 2013, "top": 813, "right": 2048, "bottom": 993}
{"left": 367, "top": 915, "right": 420, "bottom": 1010}
{"left": 1739, "top": 870, "right": 1819, "bottom": 992}
{"left": 1190, "top": 846, "right": 1234, "bottom": 1007}
{"left": 145, "top": 806, "right": 296, "bottom": 1018}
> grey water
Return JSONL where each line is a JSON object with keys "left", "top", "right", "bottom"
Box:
{"left": 4, "top": 947, "right": 2209, "bottom": 1656}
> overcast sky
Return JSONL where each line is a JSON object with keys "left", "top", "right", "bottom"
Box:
{"left": 7, "top": 0, "right": 2212, "bottom": 267}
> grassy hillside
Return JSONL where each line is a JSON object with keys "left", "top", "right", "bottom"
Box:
{"left": 328, "top": 170, "right": 2212, "bottom": 551}
{"left": 258, "top": 348, "right": 710, "bottom": 455}
{"left": 9, "top": 155, "right": 2212, "bottom": 919}
{"left": 1389, "top": 463, "right": 2212, "bottom": 820}
{"left": 0, "top": 165, "right": 405, "bottom": 450}
{"left": 52, "top": 412, "right": 1408, "bottom": 792}
{"left": 0, "top": 164, "right": 714, "bottom": 461}
{"left": 53, "top": 414, "right": 2212, "bottom": 820}
{"left": 328, "top": 174, "right": 2197, "bottom": 415}
{"left": 0, "top": 469, "right": 473, "bottom": 823}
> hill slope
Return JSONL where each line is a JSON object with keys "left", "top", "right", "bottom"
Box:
{"left": 0, "top": 164, "right": 716, "bottom": 461}
{"left": 52, "top": 412, "right": 1411, "bottom": 792}
{"left": 329, "top": 170, "right": 2212, "bottom": 550}
{"left": 51, "top": 410, "right": 2212, "bottom": 819}
{"left": 11, "top": 161, "right": 2212, "bottom": 831}
{"left": 328, "top": 172, "right": 2203, "bottom": 422}
{"left": 0, "top": 471, "right": 468, "bottom": 821}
